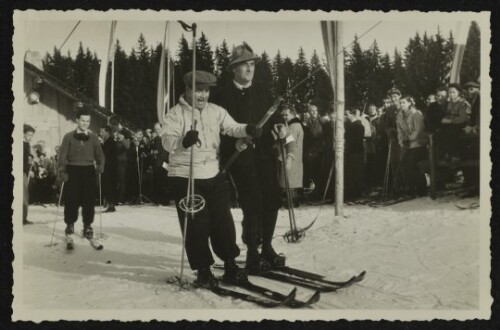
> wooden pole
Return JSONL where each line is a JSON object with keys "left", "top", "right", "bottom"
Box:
{"left": 111, "top": 42, "right": 115, "bottom": 116}
{"left": 334, "top": 21, "right": 345, "bottom": 216}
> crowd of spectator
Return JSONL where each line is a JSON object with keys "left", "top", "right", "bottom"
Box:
{"left": 25, "top": 81, "right": 480, "bottom": 212}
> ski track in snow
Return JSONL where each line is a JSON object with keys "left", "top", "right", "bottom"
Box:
{"left": 21, "top": 196, "right": 480, "bottom": 310}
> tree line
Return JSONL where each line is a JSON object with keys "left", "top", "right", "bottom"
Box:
{"left": 42, "top": 22, "right": 480, "bottom": 129}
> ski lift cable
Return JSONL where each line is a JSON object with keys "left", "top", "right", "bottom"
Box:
{"left": 58, "top": 20, "right": 82, "bottom": 52}
{"left": 285, "top": 21, "right": 383, "bottom": 97}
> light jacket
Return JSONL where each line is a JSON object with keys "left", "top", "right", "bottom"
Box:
{"left": 161, "top": 95, "right": 248, "bottom": 179}
{"left": 277, "top": 119, "right": 303, "bottom": 189}
{"left": 396, "top": 108, "right": 427, "bottom": 149}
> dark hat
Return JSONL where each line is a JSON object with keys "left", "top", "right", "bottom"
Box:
{"left": 463, "top": 81, "right": 480, "bottom": 89}
{"left": 23, "top": 124, "right": 35, "bottom": 134}
{"left": 226, "top": 42, "right": 261, "bottom": 72}
{"left": 387, "top": 88, "right": 401, "bottom": 96}
{"left": 183, "top": 71, "right": 217, "bottom": 88}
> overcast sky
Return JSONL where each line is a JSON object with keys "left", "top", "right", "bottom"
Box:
{"left": 24, "top": 19, "right": 462, "bottom": 62}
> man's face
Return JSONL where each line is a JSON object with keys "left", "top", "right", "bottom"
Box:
{"left": 390, "top": 93, "right": 401, "bottom": 106}
{"left": 436, "top": 91, "right": 447, "bottom": 104}
{"left": 145, "top": 129, "right": 152, "bottom": 137}
{"left": 466, "top": 87, "right": 479, "bottom": 98}
{"left": 24, "top": 131, "right": 34, "bottom": 143}
{"left": 76, "top": 115, "right": 91, "bottom": 131}
{"left": 309, "top": 107, "right": 318, "bottom": 118}
{"left": 448, "top": 87, "right": 460, "bottom": 101}
{"left": 154, "top": 123, "right": 162, "bottom": 135}
{"left": 282, "top": 109, "right": 293, "bottom": 123}
{"left": 232, "top": 60, "right": 255, "bottom": 84}
{"left": 426, "top": 94, "right": 436, "bottom": 106}
{"left": 136, "top": 130, "right": 144, "bottom": 140}
{"left": 368, "top": 105, "right": 377, "bottom": 116}
{"left": 383, "top": 99, "right": 391, "bottom": 108}
{"left": 400, "top": 99, "right": 410, "bottom": 111}
{"left": 99, "top": 128, "right": 106, "bottom": 139}
{"left": 185, "top": 86, "right": 210, "bottom": 110}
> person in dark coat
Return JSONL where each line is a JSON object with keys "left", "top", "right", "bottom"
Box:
{"left": 126, "top": 133, "right": 140, "bottom": 203}
{"left": 57, "top": 109, "right": 104, "bottom": 238}
{"left": 344, "top": 109, "right": 365, "bottom": 201}
{"left": 115, "top": 130, "right": 129, "bottom": 204}
{"left": 211, "top": 42, "right": 284, "bottom": 273}
{"left": 23, "top": 124, "right": 35, "bottom": 225}
{"left": 99, "top": 125, "right": 118, "bottom": 212}
{"left": 459, "top": 81, "right": 480, "bottom": 195}
{"left": 152, "top": 122, "right": 170, "bottom": 205}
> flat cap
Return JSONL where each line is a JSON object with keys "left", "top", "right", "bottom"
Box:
{"left": 463, "top": 81, "right": 480, "bottom": 89}
{"left": 183, "top": 71, "right": 217, "bottom": 87}
{"left": 387, "top": 88, "right": 401, "bottom": 96}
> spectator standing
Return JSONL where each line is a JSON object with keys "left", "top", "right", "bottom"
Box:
{"left": 23, "top": 124, "right": 35, "bottom": 225}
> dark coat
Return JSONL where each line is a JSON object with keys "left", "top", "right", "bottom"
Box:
{"left": 345, "top": 120, "right": 365, "bottom": 156}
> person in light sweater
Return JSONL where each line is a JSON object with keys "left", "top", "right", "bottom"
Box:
{"left": 57, "top": 109, "right": 104, "bottom": 239}
{"left": 161, "top": 70, "right": 260, "bottom": 289}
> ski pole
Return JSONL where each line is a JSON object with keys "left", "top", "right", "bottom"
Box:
{"left": 280, "top": 138, "right": 299, "bottom": 241}
{"left": 98, "top": 173, "right": 103, "bottom": 238}
{"left": 48, "top": 181, "right": 65, "bottom": 247}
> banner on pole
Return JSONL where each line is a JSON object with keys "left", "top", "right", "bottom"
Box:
{"left": 98, "top": 21, "right": 117, "bottom": 108}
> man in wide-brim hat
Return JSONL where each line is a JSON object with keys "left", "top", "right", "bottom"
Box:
{"left": 212, "top": 43, "right": 286, "bottom": 274}
{"left": 161, "top": 70, "right": 261, "bottom": 288}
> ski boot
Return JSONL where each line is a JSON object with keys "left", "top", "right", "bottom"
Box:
{"left": 65, "top": 223, "right": 74, "bottom": 235}
{"left": 222, "top": 260, "right": 249, "bottom": 285}
{"left": 193, "top": 267, "right": 219, "bottom": 289}
{"left": 261, "top": 244, "right": 286, "bottom": 271}
{"left": 83, "top": 224, "right": 94, "bottom": 239}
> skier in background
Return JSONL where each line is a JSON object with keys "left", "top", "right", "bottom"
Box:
{"left": 57, "top": 109, "right": 105, "bottom": 239}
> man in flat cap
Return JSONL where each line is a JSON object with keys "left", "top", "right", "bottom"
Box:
{"left": 211, "top": 42, "right": 285, "bottom": 274}
{"left": 161, "top": 70, "right": 260, "bottom": 288}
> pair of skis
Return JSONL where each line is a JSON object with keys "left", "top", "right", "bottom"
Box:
{"left": 205, "top": 280, "right": 320, "bottom": 308}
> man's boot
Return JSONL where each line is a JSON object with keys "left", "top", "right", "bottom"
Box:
{"left": 222, "top": 259, "right": 249, "bottom": 284}
{"left": 261, "top": 211, "right": 286, "bottom": 269}
{"left": 193, "top": 267, "right": 219, "bottom": 289}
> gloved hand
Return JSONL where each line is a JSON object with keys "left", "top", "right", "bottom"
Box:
{"left": 274, "top": 124, "right": 288, "bottom": 139}
{"left": 96, "top": 165, "right": 104, "bottom": 175}
{"left": 182, "top": 130, "right": 200, "bottom": 149}
{"left": 57, "top": 169, "right": 69, "bottom": 182}
{"left": 235, "top": 138, "right": 248, "bottom": 152}
{"left": 285, "top": 155, "right": 294, "bottom": 172}
{"left": 245, "top": 124, "right": 262, "bottom": 139}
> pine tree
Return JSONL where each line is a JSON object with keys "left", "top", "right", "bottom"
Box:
{"left": 392, "top": 49, "right": 406, "bottom": 92}
{"left": 272, "top": 51, "right": 286, "bottom": 96}
{"left": 196, "top": 32, "right": 214, "bottom": 73}
{"left": 174, "top": 34, "right": 192, "bottom": 98}
{"left": 214, "top": 39, "right": 231, "bottom": 86}
{"left": 460, "top": 21, "right": 480, "bottom": 83}
{"left": 255, "top": 51, "right": 273, "bottom": 92}
{"left": 292, "top": 47, "right": 310, "bottom": 112}
{"left": 345, "top": 36, "right": 368, "bottom": 108}
{"left": 309, "top": 50, "right": 333, "bottom": 114}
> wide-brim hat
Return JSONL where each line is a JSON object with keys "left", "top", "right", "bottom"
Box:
{"left": 183, "top": 71, "right": 217, "bottom": 88}
{"left": 226, "top": 42, "right": 261, "bottom": 72}
{"left": 463, "top": 81, "right": 480, "bottom": 89}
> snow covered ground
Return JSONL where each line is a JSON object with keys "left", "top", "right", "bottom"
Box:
{"left": 17, "top": 194, "right": 482, "bottom": 318}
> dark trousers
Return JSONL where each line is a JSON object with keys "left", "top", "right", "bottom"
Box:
{"left": 116, "top": 161, "right": 127, "bottom": 203}
{"left": 407, "top": 147, "right": 428, "bottom": 195}
{"left": 64, "top": 165, "right": 96, "bottom": 226}
{"left": 345, "top": 153, "right": 364, "bottom": 201}
{"left": 152, "top": 166, "right": 169, "bottom": 204}
{"left": 23, "top": 173, "right": 29, "bottom": 222}
{"left": 229, "top": 152, "right": 282, "bottom": 245}
{"left": 170, "top": 176, "right": 240, "bottom": 270}
{"left": 102, "top": 170, "right": 117, "bottom": 206}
